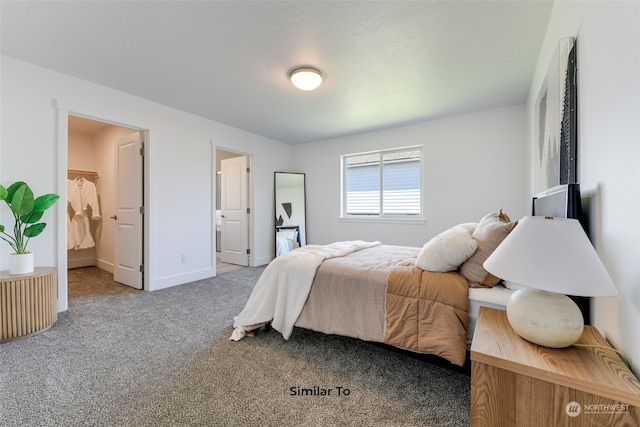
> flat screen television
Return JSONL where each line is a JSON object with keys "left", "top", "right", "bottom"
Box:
{"left": 531, "top": 183, "right": 591, "bottom": 324}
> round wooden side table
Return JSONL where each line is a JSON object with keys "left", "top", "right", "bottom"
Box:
{"left": 0, "top": 267, "right": 58, "bottom": 342}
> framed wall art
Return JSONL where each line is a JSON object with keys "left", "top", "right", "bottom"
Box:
{"left": 535, "top": 37, "right": 577, "bottom": 193}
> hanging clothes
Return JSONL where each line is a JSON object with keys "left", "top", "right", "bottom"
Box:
{"left": 68, "top": 177, "right": 101, "bottom": 250}
{"left": 66, "top": 180, "right": 75, "bottom": 250}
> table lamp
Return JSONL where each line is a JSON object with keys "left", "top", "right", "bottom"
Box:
{"left": 483, "top": 216, "right": 617, "bottom": 348}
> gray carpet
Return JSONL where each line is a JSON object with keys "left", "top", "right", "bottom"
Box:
{"left": 0, "top": 266, "right": 470, "bottom": 426}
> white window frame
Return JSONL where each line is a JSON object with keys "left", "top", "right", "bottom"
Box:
{"left": 340, "top": 146, "right": 424, "bottom": 222}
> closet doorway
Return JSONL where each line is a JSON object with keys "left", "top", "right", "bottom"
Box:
{"left": 68, "top": 115, "right": 144, "bottom": 290}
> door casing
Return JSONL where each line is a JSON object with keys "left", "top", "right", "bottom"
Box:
{"left": 57, "top": 100, "right": 149, "bottom": 311}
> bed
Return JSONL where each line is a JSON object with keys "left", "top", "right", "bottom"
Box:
{"left": 231, "top": 185, "right": 588, "bottom": 366}
{"left": 231, "top": 210, "right": 522, "bottom": 367}
{"left": 294, "top": 244, "right": 471, "bottom": 365}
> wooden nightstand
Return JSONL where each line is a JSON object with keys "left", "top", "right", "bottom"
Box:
{"left": 471, "top": 307, "right": 640, "bottom": 426}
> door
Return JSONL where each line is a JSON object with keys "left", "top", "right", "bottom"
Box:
{"left": 221, "top": 156, "right": 249, "bottom": 266}
{"left": 113, "top": 131, "right": 143, "bottom": 288}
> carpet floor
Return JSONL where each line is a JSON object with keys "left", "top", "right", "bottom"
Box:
{"left": 0, "top": 266, "right": 470, "bottom": 426}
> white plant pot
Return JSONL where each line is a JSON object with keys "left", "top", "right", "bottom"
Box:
{"left": 9, "top": 252, "right": 35, "bottom": 275}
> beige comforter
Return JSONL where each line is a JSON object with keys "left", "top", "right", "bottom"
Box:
{"left": 384, "top": 263, "right": 469, "bottom": 366}
{"left": 295, "top": 245, "right": 469, "bottom": 366}
{"left": 231, "top": 241, "right": 381, "bottom": 341}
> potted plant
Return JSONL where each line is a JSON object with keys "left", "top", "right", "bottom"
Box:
{"left": 0, "top": 181, "right": 59, "bottom": 275}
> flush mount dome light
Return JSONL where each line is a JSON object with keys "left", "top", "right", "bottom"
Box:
{"left": 289, "top": 66, "right": 324, "bottom": 91}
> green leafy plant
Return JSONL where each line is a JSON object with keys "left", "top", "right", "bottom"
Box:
{"left": 0, "top": 181, "right": 60, "bottom": 254}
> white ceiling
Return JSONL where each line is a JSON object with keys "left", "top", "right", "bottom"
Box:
{"left": 1, "top": 1, "right": 553, "bottom": 144}
{"left": 68, "top": 115, "right": 112, "bottom": 134}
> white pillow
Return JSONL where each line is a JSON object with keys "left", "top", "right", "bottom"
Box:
{"left": 277, "top": 229, "right": 298, "bottom": 242}
{"left": 415, "top": 225, "right": 479, "bottom": 272}
{"left": 455, "top": 222, "right": 478, "bottom": 234}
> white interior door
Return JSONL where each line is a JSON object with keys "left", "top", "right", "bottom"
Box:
{"left": 114, "top": 131, "right": 143, "bottom": 288}
{"left": 221, "top": 156, "right": 249, "bottom": 266}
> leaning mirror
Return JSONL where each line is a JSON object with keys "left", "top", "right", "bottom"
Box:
{"left": 274, "top": 172, "right": 306, "bottom": 256}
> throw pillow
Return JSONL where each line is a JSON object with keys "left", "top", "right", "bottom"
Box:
{"left": 455, "top": 222, "right": 478, "bottom": 234}
{"left": 415, "top": 224, "right": 479, "bottom": 272}
{"left": 460, "top": 210, "right": 517, "bottom": 287}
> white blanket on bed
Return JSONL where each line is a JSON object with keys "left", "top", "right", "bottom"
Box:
{"left": 230, "top": 240, "right": 381, "bottom": 341}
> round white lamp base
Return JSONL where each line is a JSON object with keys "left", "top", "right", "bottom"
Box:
{"left": 506, "top": 288, "right": 584, "bottom": 348}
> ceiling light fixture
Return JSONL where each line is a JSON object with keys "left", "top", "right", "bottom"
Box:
{"left": 289, "top": 66, "right": 324, "bottom": 91}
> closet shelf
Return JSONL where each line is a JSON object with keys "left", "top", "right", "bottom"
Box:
{"left": 68, "top": 169, "right": 100, "bottom": 179}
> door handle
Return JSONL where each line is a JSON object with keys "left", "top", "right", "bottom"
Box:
{"left": 110, "top": 215, "right": 118, "bottom": 220}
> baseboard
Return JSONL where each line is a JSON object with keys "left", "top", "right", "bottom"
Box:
{"left": 67, "top": 257, "right": 97, "bottom": 269}
{"left": 253, "top": 255, "right": 272, "bottom": 267}
{"left": 97, "top": 259, "right": 114, "bottom": 273}
{"left": 150, "top": 268, "right": 215, "bottom": 291}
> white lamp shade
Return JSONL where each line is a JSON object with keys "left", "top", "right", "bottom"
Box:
{"left": 483, "top": 216, "right": 617, "bottom": 297}
{"left": 289, "top": 67, "right": 323, "bottom": 91}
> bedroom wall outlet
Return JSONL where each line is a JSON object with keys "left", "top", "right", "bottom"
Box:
{"left": 182, "top": 253, "right": 188, "bottom": 263}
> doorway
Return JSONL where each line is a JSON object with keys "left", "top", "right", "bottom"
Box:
{"left": 216, "top": 148, "right": 252, "bottom": 270}
{"left": 67, "top": 115, "right": 144, "bottom": 290}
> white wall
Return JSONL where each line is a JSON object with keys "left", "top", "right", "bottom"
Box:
{"left": 294, "top": 105, "right": 529, "bottom": 247}
{"left": 527, "top": 1, "right": 640, "bottom": 375}
{"left": 1, "top": 55, "right": 293, "bottom": 311}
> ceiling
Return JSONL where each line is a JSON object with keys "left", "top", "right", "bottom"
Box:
{"left": 68, "top": 115, "right": 112, "bottom": 134}
{"left": 1, "top": 1, "right": 553, "bottom": 145}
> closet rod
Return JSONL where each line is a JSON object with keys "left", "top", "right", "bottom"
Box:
{"left": 67, "top": 169, "right": 100, "bottom": 178}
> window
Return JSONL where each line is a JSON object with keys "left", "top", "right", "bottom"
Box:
{"left": 341, "top": 146, "right": 422, "bottom": 218}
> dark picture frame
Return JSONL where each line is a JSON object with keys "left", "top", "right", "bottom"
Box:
{"left": 535, "top": 37, "right": 577, "bottom": 193}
